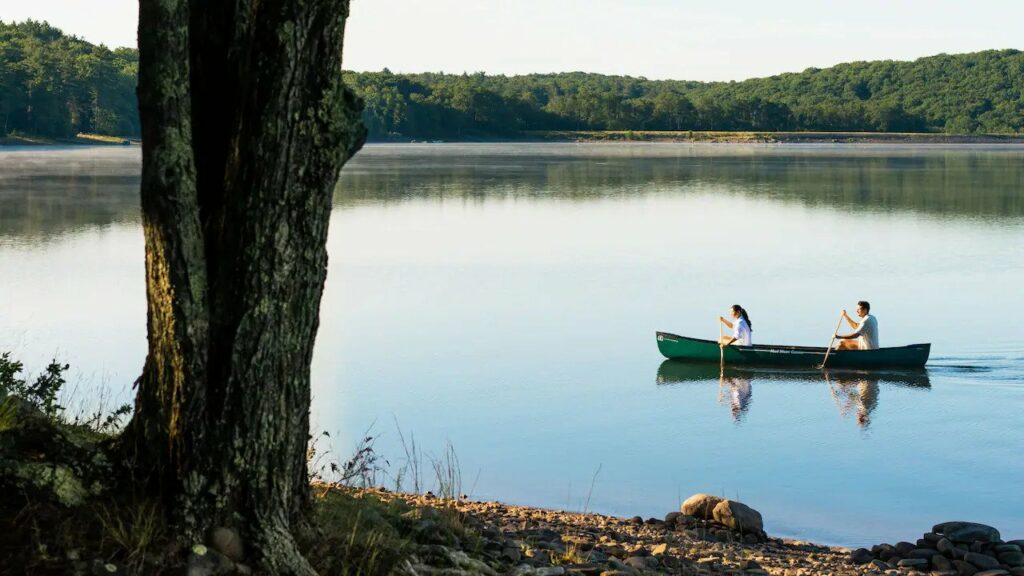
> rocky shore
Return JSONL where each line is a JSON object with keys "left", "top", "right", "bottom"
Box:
{"left": 848, "top": 522, "right": 1024, "bottom": 576}
{"left": 331, "top": 488, "right": 1021, "bottom": 576}
{"left": 2, "top": 387, "right": 1019, "bottom": 575}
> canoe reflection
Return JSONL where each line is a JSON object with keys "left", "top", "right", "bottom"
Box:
{"left": 656, "top": 360, "right": 930, "bottom": 428}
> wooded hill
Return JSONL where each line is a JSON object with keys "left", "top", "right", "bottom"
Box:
{"left": 0, "top": 21, "right": 139, "bottom": 138}
{"left": 2, "top": 20, "right": 1022, "bottom": 140}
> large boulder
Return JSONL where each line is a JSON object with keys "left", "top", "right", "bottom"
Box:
{"left": 681, "top": 493, "right": 723, "bottom": 520}
{"left": 934, "top": 522, "right": 1001, "bottom": 543}
{"left": 711, "top": 499, "right": 763, "bottom": 534}
{"left": 0, "top": 397, "right": 111, "bottom": 509}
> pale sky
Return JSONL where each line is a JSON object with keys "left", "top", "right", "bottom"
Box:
{"left": 3, "top": 0, "right": 1023, "bottom": 81}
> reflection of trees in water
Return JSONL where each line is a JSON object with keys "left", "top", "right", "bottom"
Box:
{"left": 336, "top": 149, "right": 1024, "bottom": 218}
{"left": 3, "top": 147, "right": 1023, "bottom": 239}
{"left": 0, "top": 174, "right": 140, "bottom": 238}
{"left": 0, "top": 151, "right": 141, "bottom": 239}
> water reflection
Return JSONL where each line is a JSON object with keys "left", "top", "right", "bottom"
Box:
{"left": 826, "top": 374, "right": 879, "bottom": 429}
{"left": 338, "top": 144, "right": 1024, "bottom": 219}
{"left": 2, "top": 144, "right": 1022, "bottom": 547}
{"left": 657, "top": 360, "right": 930, "bottom": 428}
{"left": 0, "top": 148, "right": 141, "bottom": 239}
{"left": 719, "top": 372, "right": 753, "bottom": 423}
{"left": 5, "top": 144, "right": 1023, "bottom": 240}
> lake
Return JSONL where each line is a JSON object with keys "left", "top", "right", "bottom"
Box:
{"left": 1, "top": 143, "right": 1022, "bottom": 548}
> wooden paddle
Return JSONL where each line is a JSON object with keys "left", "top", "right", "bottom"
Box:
{"left": 719, "top": 319, "right": 725, "bottom": 366}
{"left": 818, "top": 312, "right": 846, "bottom": 369}
{"left": 823, "top": 370, "right": 841, "bottom": 412}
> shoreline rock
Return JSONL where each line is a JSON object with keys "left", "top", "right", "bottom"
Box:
{"left": 353, "top": 488, "right": 975, "bottom": 575}
{"left": 852, "top": 521, "right": 1024, "bottom": 576}
{"left": 367, "top": 489, "right": 1023, "bottom": 576}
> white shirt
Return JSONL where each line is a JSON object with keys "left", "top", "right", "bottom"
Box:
{"left": 852, "top": 314, "right": 879, "bottom": 350}
{"left": 733, "top": 317, "right": 752, "bottom": 346}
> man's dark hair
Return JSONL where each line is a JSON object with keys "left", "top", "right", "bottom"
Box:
{"left": 858, "top": 300, "right": 870, "bottom": 312}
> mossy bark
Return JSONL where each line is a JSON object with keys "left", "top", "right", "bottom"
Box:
{"left": 124, "top": 1, "right": 365, "bottom": 573}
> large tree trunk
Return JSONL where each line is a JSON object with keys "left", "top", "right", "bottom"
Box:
{"left": 124, "top": 0, "right": 365, "bottom": 573}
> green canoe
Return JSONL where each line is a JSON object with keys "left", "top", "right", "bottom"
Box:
{"left": 656, "top": 331, "right": 930, "bottom": 369}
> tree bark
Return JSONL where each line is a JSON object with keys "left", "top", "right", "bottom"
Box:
{"left": 124, "top": 0, "right": 365, "bottom": 573}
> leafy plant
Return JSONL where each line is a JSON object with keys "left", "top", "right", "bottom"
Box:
{"left": 0, "top": 352, "right": 69, "bottom": 418}
{"left": 0, "top": 352, "right": 131, "bottom": 433}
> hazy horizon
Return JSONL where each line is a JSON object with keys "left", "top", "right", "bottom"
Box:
{"left": 2, "top": 0, "right": 1023, "bottom": 81}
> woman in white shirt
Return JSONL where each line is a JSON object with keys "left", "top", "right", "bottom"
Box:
{"left": 719, "top": 304, "right": 753, "bottom": 347}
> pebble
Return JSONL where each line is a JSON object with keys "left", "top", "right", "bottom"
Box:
{"left": 623, "top": 557, "right": 646, "bottom": 570}
{"left": 531, "top": 550, "right": 552, "bottom": 565}
{"left": 896, "top": 541, "right": 916, "bottom": 555}
{"left": 933, "top": 554, "right": 953, "bottom": 571}
{"left": 996, "top": 545, "right": 1023, "bottom": 554}
{"left": 850, "top": 548, "right": 873, "bottom": 564}
{"left": 965, "top": 552, "right": 1000, "bottom": 570}
{"left": 909, "top": 548, "right": 938, "bottom": 559}
{"left": 1000, "top": 551, "right": 1024, "bottom": 566}
{"left": 954, "top": 559, "right": 979, "bottom": 576}
{"left": 208, "top": 527, "right": 244, "bottom": 563}
{"left": 502, "top": 547, "right": 522, "bottom": 563}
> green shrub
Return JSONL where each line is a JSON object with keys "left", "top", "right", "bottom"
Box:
{"left": 0, "top": 353, "right": 68, "bottom": 418}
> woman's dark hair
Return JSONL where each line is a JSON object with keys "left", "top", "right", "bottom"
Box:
{"left": 731, "top": 305, "right": 752, "bottom": 330}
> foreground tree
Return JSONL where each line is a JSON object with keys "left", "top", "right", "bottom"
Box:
{"left": 121, "top": 0, "right": 365, "bottom": 573}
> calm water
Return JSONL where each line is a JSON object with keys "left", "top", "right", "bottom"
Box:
{"left": 1, "top": 144, "right": 1022, "bottom": 547}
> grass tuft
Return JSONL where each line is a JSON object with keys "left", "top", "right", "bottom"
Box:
{"left": 309, "top": 490, "right": 412, "bottom": 576}
{"left": 95, "top": 499, "right": 165, "bottom": 571}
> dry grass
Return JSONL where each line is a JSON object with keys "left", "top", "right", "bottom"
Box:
{"left": 308, "top": 490, "right": 412, "bottom": 576}
{"left": 95, "top": 500, "right": 165, "bottom": 572}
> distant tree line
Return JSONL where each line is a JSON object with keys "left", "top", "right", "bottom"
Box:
{"left": 1, "top": 21, "right": 139, "bottom": 138}
{"left": 3, "top": 20, "right": 1023, "bottom": 140}
{"left": 345, "top": 51, "right": 1024, "bottom": 138}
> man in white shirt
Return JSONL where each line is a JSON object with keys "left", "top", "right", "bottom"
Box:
{"left": 836, "top": 301, "right": 879, "bottom": 350}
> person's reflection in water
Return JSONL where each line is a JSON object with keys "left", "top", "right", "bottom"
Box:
{"left": 830, "top": 376, "right": 880, "bottom": 429}
{"left": 719, "top": 372, "right": 753, "bottom": 423}
{"left": 855, "top": 379, "right": 879, "bottom": 428}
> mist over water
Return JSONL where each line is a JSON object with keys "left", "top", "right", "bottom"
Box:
{"left": 1, "top": 144, "right": 1022, "bottom": 547}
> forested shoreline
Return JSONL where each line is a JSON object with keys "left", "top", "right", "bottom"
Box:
{"left": 0, "top": 21, "right": 139, "bottom": 138}
{"left": 2, "top": 20, "right": 1023, "bottom": 141}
